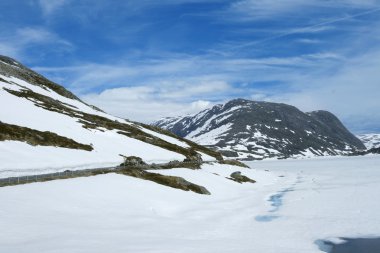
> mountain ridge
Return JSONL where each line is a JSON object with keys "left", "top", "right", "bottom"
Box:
{"left": 153, "top": 98, "right": 365, "bottom": 160}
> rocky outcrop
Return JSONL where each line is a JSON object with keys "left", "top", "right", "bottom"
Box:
{"left": 229, "top": 171, "right": 256, "bottom": 184}
{"left": 0, "top": 121, "right": 93, "bottom": 151}
{"left": 118, "top": 168, "right": 210, "bottom": 195}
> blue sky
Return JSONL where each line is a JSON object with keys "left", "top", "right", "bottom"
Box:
{"left": 1, "top": 0, "right": 380, "bottom": 133}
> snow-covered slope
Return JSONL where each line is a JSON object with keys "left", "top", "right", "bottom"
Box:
{"left": 0, "top": 56, "right": 221, "bottom": 176}
{"left": 153, "top": 99, "right": 365, "bottom": 160}
{"left": 1, "top": 155, "right": 379, "bottom": 252}
{"left": 357, "top": 133, "right": 380, "bottom": 149}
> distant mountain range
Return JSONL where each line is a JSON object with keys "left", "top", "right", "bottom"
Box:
{"left": 153, "top": 99, "right": 366, "bottom": 160}
{"left": 357, "top": 133, "right": 380, "bottom": 149}
{"left": 0, "top": 55, "right": 224, "bottom": 176}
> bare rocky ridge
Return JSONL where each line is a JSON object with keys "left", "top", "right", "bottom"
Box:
{"left": 153, "top": 99, "right": 366, "bottom": 160}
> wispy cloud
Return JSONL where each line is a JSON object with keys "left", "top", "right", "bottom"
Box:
{"left": 38, "top": 0, "right": 71, "bottom": 16}
{"left": 34, "top": 51, "right": 341, "bottom": 94}
{"left": 225, "top": 0, "right": 380, "bottom": 21}
{"left": 16, "top": 27, "right": 72, "bottom": 46}
{"left": 296, "top": 38, "right": 323, "bottom": 44}
{"left": 32, "top": 51, "right": 344, "bottom": 122}
{"left": 223, "top": 7, "right": 380, "bottom": 51}
{"left": 0, "top": 27, "right": 73, "bottom": 60}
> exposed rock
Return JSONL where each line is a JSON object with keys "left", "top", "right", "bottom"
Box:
{"left": 184, "top": 152, "right": 203, "bottom": 163}
{"left": 120, "top": 155, "right": 147, "bottom": 167}
{"left": 219, "top": 159, "right": 249, "bottom": 168}
{"left": 350, "top": 147, "right": 380, "bottom": 156}
{"left": 0, "top": 166, "right": 211, "bottom": 195}
{"left": 0, "top": 121, "right": 93, "bottom": 151}
{"left": 229, "top": 171, "right": 256, "bottom": 184}
{"left": 118, "top": 168, "right": 211, "bottom": 195}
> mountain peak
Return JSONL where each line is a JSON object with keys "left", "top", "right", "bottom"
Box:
{"left": 153, "top": 98, "right": 365, "bottom": 160}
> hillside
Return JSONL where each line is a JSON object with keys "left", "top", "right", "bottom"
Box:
{"left": 153, "top": 99, "right": 365, "bottom": 160}
{"left": 0, "top": 55, "right": 223, "bottom": 177}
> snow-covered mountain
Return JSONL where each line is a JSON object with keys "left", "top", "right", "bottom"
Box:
{"left": 357, "top": 133, "right": 380, "bottom": 149}
{"left": 0, "top": 55, "right": 223, "bottom": 177}
{"left": 153, "top": 99, "right": 365, "bottom": 160}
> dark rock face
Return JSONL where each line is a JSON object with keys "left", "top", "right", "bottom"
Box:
{"left": 153, "top": 99, "right": 366, "bottom": 160}
{"left": 307, "top": 110, "right": 364, "bottom": 148}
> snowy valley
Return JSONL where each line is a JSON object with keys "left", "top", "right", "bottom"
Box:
{"left": 2, "top": 0, "right": 380, "bottom": 252}
{"left": 1, "top": 55, "right": 380, "bottom": 253}
{"left": 1, "top": 156, "right": 379, "bottom": 253}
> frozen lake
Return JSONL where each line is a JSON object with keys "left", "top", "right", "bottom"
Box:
{"left": 247, "top": 155, "right": 380, "bottom": 252}
{"left": 0, "top": 155, "right": 379, "bottom": 252}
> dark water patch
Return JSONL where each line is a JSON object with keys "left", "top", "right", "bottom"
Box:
{"left": 316, "top": 237, "right": 380, "bottom": 253}
{"left": 268, "top": 192, "right": 284, "bottom": 212}
{"left": 255, "top": 176, "right": 302, "bottom": 223}
{"left": 255, "top": 188, "right": 293, "bottom": 222}
{"left": 268, "top": 188, "right": 294, "bottom": 212}
{"left": 255, "top": 215, "right": 279, "bottom": 222}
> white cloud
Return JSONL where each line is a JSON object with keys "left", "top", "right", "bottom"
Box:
{"left": 77, "top": 48, "right": 380, "bottom": 130}
{"left": 38, "top": 0, "right": 70, "bottom": 16}
{"left": 256, "top": 49, "right": 380, "bottom": 132}
{"left": 80, "top": 82, "right": 220, "bottom": 123}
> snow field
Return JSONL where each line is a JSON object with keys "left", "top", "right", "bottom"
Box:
{"left": 0, "top": 163, "right": 287, "bottom": 253}
{"left": 1, "top": 156, "right": 379, "bottom": 252}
